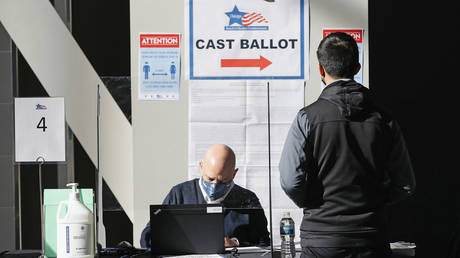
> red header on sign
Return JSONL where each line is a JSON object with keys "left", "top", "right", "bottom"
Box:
{"left": 323, "top": 29, "right": 363, "bottom": 43}
{"left": 140, "top": 34, "right": 180, "bottom": 48}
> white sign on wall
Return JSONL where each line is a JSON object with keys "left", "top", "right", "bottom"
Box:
{"left": 14, "top": 97, "right": 66, "bottom": 162}
{"left": 138, "top": 33, "right": 181, "bottom": 100}
{"left": 186, "top": 0, "right": 309, "bottom": 80}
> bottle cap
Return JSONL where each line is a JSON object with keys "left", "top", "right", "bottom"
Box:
{"left": 282, "top": 212, "right": 290, "bottom": 218}
{"left": 66, "top": 182, "right": 80, "bottom": 200}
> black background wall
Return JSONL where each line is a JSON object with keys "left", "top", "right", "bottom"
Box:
{"left": 369, "top": 1, "right": 459, "bottom": 258}
{"left": 71, "top": 0, "right": 132, "bottom": 247}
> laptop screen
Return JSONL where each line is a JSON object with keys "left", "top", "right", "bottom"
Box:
{"left": 149, "top": 204, "right": 225, "bottom": 255}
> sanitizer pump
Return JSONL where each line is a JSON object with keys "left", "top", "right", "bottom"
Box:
{"left": 57, "top": 183, "right": 94, "bottom": 258}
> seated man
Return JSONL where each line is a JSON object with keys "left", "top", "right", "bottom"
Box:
{"left": 140, "top": 144, "right": 270, "bottom": 248}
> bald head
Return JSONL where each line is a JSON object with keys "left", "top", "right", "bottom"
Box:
{"left": 200, "top": 144, "right": 238, "bottom": 183}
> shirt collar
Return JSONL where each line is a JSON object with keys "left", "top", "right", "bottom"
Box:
{"left": 323, "top": 78, "right": 352, "bottom": 90}
{"left": 325, "top": 78, "right": 352, "bottom": 88}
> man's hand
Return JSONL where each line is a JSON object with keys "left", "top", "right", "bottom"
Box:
{"left": 224, "top": 237, "right": 239, "bottom": 248}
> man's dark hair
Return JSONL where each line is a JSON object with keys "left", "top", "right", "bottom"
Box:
{"left": 316, "top": 32, "right": 359, "bottom": 79}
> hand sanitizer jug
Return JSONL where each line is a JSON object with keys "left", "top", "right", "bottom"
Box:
{"left": 57, "top": 183, "right": 94, "bottom": 258}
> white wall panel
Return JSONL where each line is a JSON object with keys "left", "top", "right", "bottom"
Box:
{"left": 130, "top": 0, "right": 188, "bottom": 246}
{"left": 307, "top": 0, "right": 368, "bottom": 105}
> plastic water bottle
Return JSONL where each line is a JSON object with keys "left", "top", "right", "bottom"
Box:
{"left": 280, "top": 212, "right": 296, "bottom": 258}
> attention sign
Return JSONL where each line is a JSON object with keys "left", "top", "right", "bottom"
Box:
{"left": 138, "top": 33, "right": 181, "bottom": 100}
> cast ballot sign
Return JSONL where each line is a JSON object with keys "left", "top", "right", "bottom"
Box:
{"left": 186, "top": 0, "right": 309, "bottom": 80}
{"left": 14, "top": 97, "right": 66, "bottom": 162}
{"left": 138, "top": 33, "right": 181, "bottom": 100}
{"left": 323, "top": 29, "right": 364, "bottom": 84}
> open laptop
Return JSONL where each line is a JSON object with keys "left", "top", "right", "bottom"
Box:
{"left": 149, "top": 204, "right": 225, "bottom": 255}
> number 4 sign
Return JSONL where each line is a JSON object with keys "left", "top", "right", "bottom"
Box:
{"left": 14, "top": 97, "right": 66, "bottom": 162}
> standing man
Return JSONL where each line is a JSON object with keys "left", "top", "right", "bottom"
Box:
{"left": 279, "top": 32, "right": 415, "bottom": 258}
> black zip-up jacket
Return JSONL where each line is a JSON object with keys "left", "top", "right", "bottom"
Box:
{"left": 279, "top": 80, "right": 415, "bottom": 247}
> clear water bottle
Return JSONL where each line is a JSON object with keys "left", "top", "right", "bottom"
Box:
{"left": 280, "top": 212, "right": 296, "bottom": 258}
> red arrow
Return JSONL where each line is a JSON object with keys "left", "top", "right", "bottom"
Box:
{"left": 221, "top": 56, "right": 272, "bottom": 71}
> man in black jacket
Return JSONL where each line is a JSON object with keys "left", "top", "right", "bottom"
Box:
{"left": 279, "top": 32, "right": 415, "bottom": 258}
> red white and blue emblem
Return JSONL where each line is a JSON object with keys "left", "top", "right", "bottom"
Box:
{"left": 35, "top": 104, "right": 47, "bottom": 110}
{"left": 225, "top": 5, "right": 269, "bottom": 31}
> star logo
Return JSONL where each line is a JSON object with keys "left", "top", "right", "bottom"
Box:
{"left": 35, "top": 104, "right": 47, "bottom": 110}
{"left": 225, "top": 5, "right": 247, "bottom": 26}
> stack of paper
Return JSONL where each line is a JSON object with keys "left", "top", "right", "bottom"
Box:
{"left": 390, "top": 241, "right": 416, "bottom": 257}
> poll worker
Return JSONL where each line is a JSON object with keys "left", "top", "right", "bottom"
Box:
{"left": 279, "top": 32, "right": 416, "bottom": 258}
{"left": 140, "top": 144, "right": 270, "bottom": 248}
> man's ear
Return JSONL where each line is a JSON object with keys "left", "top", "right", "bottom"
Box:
{"left": 354, "top": 63, "right": 361, "bottom": 75}
{"left": 233, "top": 168, "right": 239, "bottom": 178}
{"left": 318, "top": 63, "right": 326, "bottom": 78}
{"left": 199, "top": 160, "right": 204, "bottom": 172}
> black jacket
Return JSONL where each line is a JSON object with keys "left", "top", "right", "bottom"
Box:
{"left": 279, "top": 80, "right": 415, "bottom": 247}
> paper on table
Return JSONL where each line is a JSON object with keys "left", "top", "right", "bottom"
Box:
{"left": 225, "top": 245, "right": 271, "bottom": 254}
{"left": 390, "top": 241, "right": 416, "bottom": 257}
{"left": 163, "top": 254, "right": 225, "bottom": 258}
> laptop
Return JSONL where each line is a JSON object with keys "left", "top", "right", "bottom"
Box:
{"left": 149, "top": 204, "right": 225, "bottom": 255}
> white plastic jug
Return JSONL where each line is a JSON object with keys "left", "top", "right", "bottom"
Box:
{"left": 56, "top": 183, "right": 94, "bottom": 258}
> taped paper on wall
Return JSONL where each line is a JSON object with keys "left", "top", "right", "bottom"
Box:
{"left": 138, "top": 33, "right": 181, "bottom": 100}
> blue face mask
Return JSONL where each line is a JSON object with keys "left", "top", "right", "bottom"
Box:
{"left": 200, "top": 178, "right": 234, "bottom": 201}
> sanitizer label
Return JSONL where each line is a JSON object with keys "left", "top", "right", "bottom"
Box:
{"left": 66, "top": 226, "right": 70, "bottom": 253}
{"left": 58, "top": 224, "right": 91, "bottom": 256}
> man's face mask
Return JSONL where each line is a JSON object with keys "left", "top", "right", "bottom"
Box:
{"left": 200, "top": 178, "right": 234, "bottom": 201}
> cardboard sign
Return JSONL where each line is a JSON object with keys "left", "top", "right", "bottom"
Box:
{"left": 14, "top": 97, "right": 66, "bottom": 162}
{"left": 187, "top": 0, "right": 309, "bottom": 80}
